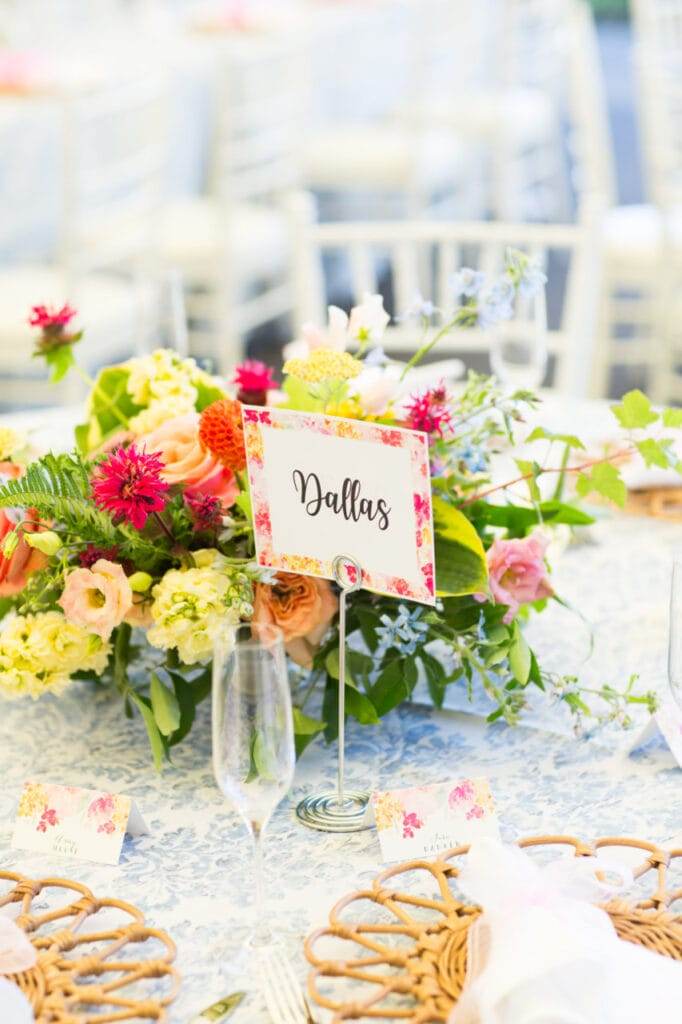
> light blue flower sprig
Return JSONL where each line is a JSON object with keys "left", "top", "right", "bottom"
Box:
{"left": 376, "top": 604, "right": 429, "bottom": 657}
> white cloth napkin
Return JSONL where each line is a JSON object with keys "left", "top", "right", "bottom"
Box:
{"left": 0, "top": 908, "right": 35, "bottom": 1023}
{"left": 449, "top": 839, "right": 682, "bottom": 1024}
{"left": 0, "top": 978, "right": 33, "bottom": 1024}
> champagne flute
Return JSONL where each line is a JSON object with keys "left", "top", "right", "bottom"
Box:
{"left": 212, "top": 622, "right": 295, "bottom": 950}
{"left": 668, "top": 556, "right": 682, "bottom": 711}
{"left": 489, "top": 282, "right": 548, "bottom": 390}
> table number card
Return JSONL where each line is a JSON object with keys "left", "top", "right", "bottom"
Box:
{"left": 242, "top": 407, "right": 436, "bottom": 604}
{"left": 12, "top": 782, "right": 148, "bottom": 865}
{"left": 370, "top": 777, "right": 499, "bottom": 863}
{"left": 628, "top": 697, "right": 682, "bottom": 767}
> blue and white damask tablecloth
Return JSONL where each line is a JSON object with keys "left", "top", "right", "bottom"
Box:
{"left": 0, "top": 512, "right": 681, "bottom": 1021}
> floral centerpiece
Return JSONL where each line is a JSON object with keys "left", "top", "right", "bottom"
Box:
{"left": 0, "top": 258, "right": 677, "bottom": 767}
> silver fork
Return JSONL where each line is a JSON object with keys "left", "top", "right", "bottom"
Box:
{"left": 260, "top": 947, "right": 316, "bottom": 1024}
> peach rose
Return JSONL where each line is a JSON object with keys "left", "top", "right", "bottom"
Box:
{"left": 476, "top": 535, "right": 553, "bottom": 623}
{"left": 253, "top": 573, "right": 338, "bottom": 668}
{"left": 0, "top": 461, "right": 47, "bottom": 596}
{"left": 58, "top": 559, "right": 133, "bottom": 639}
{"left": 141, "top": 413, "right": 238, "bottom": 507}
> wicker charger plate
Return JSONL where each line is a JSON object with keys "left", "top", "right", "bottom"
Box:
{"left": 0, "top": 871, "right": 180, "bottom": 1022}
{"left": 305, "top": 835, "right": 682, "bottom": 1022}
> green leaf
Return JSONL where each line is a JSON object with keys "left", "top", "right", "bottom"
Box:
{"left": 432, "top": 496, "right": 488, "bottom": 596}
{"left": 85, "top": 366, "right": 141, "bottom": 445}
{"left": 281, "top": 375, "right": 324, "bottom": 412}
{"left": 515, "top": 459, "right": 541, "bottom": 503}
{"left": 150, "top": 672, "right": 181, "bottom": 736}
{"left": 355, "top": 607, "right": 381, "bottom": 653}
{"left": 253, "top": 730, "right": 278, "bottom": 780}
{"left": 635, "top": 438, "right": 675, "bottom": 469}
{"left": 344, "top": 685, "right": 380, "bottom": 724}
{"left": 166, "top": 672, "right": 197, "bottom": 746}
{"left": 575, "top": 463, "right": 627, "bottom": 508}
{"left": 130, "top": 692, "right": 167, "bottom": 771}
{"left": 663, "top": 408, "right": 682, "bottom": 428}
{"left": 234, "top": 489, "right": 252, "bottom": 523}
{"left": 45, "top": 344, "right": 75, "bottom": 383}
{"left": 419, "top": 650, "right": 449, "bottom": 707}
{"left": 468, "top": 500, "right": 593, "bottom": 538}
{"left": 509, "top": 625, "right": 531, "bottom": 684}
{"left": 526, "top": 426, "right": 585, "bottom": 450}
{"left": 194, "top": 377, "right": 227, "bottom": 412}
{"left": 611, "top": 390, "right": 658, "bottom": 429}
{"left": 369, "top": 660, "right": 410, "bottom": 716}
{"left": 293, "top": 707, "right": 326, "bottom": 757}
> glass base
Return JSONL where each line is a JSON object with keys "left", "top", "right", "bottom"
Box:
{"left": 295, "top": 790, "right": 370, "bottom": 832}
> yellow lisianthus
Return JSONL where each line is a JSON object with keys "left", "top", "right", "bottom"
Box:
{"left": 283, "top": 348, "right": 363, "bottom": 384}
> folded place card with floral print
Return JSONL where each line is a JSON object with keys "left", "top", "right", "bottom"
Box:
{"left": 12, "top": 782, "right": 149, "bottom": 865}
{"left": 371, "top": 777, "right": 499, "bottom": 862}
{"left": 627, "top": 696, "right": 682, "bottom": 767}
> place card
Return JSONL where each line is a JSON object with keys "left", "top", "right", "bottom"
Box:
{"left": 242, "top": 407, "right": 436, "bottom": 605}
{"left": 628, "top": 696, "right": 682, "bottom": 767}
{"left": 12, "top": 782, "right": 148, "bottom": 865}
{"left": 370, "top": 777, "right": 499, "bottom": 863}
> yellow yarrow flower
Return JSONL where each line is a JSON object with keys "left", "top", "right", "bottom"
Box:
{"left": 0, "top": 611, "right": 110, "bottom": 699}
{"left": 283, "top": 348, "right": 363, "bottom": 384}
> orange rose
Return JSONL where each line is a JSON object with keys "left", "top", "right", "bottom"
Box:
{"left": 0, "top": 462, "right": 47, "bottom": 596}
{"left": 140, "top": 413, "right": 238, "bottom": 508}
{"left": 253, "top": 573, "right": 338, "bottom": 668}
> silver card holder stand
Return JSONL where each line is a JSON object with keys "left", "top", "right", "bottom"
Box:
{"left": 295, "top": 555, "right": 370, "bottom": 832}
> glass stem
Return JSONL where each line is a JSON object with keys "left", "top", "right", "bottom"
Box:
{"left": 251, "top": 822, "right": 271, "bottom": 948}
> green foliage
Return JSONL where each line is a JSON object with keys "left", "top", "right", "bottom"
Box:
{"left": 611, "top": 390, "right": 658, "bottom": 429}
{"left": 432, "top": 496, "right": 488, "bottom": 595}
{"left": 576, "top": 462, "right": 627, "bottom": 508}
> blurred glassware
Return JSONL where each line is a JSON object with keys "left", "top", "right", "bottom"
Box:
{"left": 212, "top": 622, "right": 295, "bottom": 949}
{"left": 668, "top": 556, "right": 682, "bottom": 712}
{"left": 489, "top": 282, "right": 548, "bottom": 391}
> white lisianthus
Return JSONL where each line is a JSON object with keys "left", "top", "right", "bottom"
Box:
{"left": 283, "top": 293, "right": 389, "bottom": 360}
{"left": 0, "top": 612, "right": 110, "bottom": 699}
{"left": 349, "top": 364, "right": 403, "bottom": 416}
{"left": 147, "top": 550, "right": 254, "bottom": 665}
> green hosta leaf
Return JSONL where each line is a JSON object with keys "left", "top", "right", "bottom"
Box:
{"left": 575, "top": 463, "right": 627, "bottom": 508}
{"left": 150, "top": 672, "right": 181, "bottom": 736}
{"left": 509, "top": 624, "right": 531, "bottom": 684}
{"left": 432, "top": 496, "right": 488, "bottom": 596}
{"left": 526, "top": 426, "right": 585, "bottom": 450}
{"left": 293, "top": 707, "right": 326, "bottom": 757}
{"left": 611, "top": 390, "right": 658, "bottom": 429}
{"left": 663, "top": 408, "right": 682, "bottom": 428}
{"left": 635, "top": 438, "right": 675, "bottom": 469}
{"left": 130, "top": 692, "right": 167, "bottom": 771}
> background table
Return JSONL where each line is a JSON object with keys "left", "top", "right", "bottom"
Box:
{"left": 0, "top": 510, "right": 680, "bottom": 1021}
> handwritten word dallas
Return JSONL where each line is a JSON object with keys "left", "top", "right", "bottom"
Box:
{"left": 292, "top": 470, "right": 391, "bottom": 531}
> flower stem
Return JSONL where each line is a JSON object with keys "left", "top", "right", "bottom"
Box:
{"left": 153, "top": 511, "right": 176, "bottom": 545}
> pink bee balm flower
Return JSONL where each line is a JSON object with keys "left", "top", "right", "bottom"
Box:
{"left": 28, "top": 303, "right": 77, "bottom": 330}
{"left": 404, "top": 383, "right": 453, "bottom": 437}
{"left": 233, "top": 360, "right": 277, "bottom": 405}
{"left": 91, "top": 445, "right": 169, "bottom": 530}
{"left": 476, "top": 535, "right": 553, "bottom": 623}
{"left": 184, "top": 491, "right": 222, "bottom": 531}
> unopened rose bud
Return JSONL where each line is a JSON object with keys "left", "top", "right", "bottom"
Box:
{"left": 1, "top": 531, "right": 18, "bottom": 559}
{"left": 128, "top": 571, "right": 153, "bottom": 593}
{"left": 24, "top": 530, "right": 61, "bottom": 556}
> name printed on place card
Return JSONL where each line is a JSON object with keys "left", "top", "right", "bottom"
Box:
{"left": 11, "top": 782, "right": 148, "bottom": 866}
{"left": 370, "top": 777, "right": 500, "bottom": 863}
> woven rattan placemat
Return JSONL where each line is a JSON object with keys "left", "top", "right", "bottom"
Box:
{"left": 305, "top": 835, "right": 682, "bottom": 1022}
{"left": 0, "top": 870, "right": 179, "bottom": 1022}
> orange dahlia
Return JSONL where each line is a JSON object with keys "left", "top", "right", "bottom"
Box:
{"left": 198, "top": 398, "right": 246, "bottom": 471}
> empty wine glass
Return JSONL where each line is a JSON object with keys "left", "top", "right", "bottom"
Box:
{"left": 489, "top": 283, "right": 548, "bottom": 391}
{"left": 668, "top": 556, "right": 682, "bottom": 711}
{"left": 212, "top": 622, "right": 295, "bottom": 949}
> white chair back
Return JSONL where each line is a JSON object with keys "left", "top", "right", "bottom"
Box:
{"left": 291, "top": 198, "right": 603, "bottom": 398}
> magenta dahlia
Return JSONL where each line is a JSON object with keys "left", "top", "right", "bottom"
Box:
{"left": 92, "top": 445, "right": 169, "bottom": 530}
